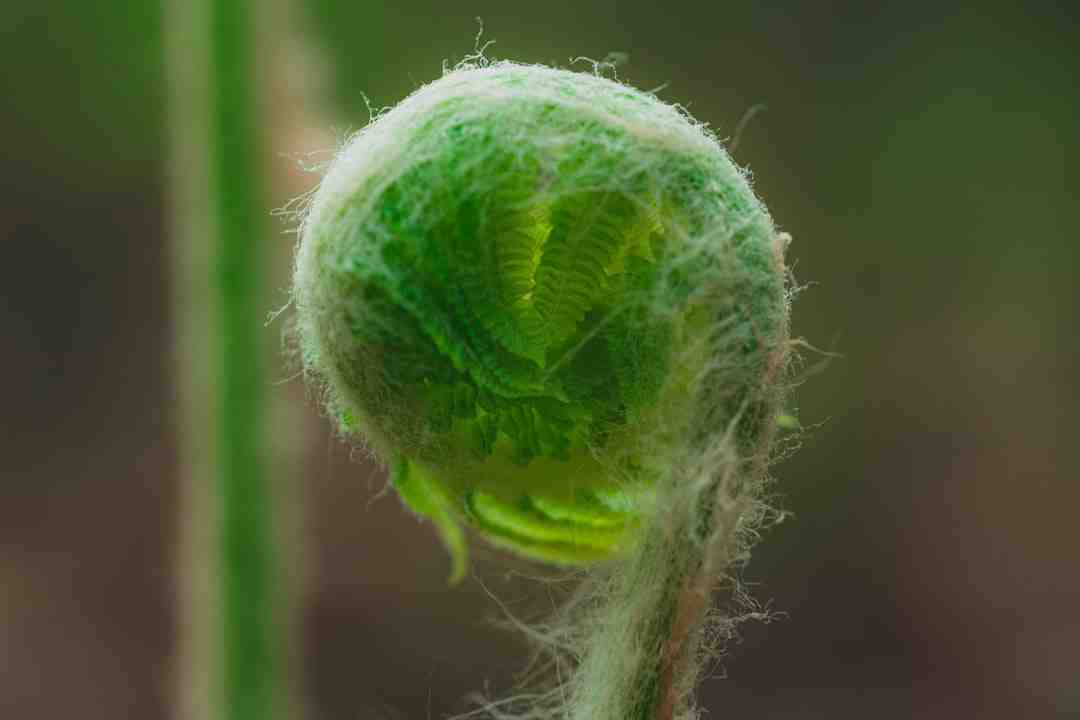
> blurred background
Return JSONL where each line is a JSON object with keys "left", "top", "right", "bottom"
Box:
{"left": 2, "top": 1, "right": 1077, "bottom": 718}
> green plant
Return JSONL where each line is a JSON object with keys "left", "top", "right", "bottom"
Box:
{"left": 167, "top": 1, "right": 279, "bottom": 718}
{"left": 294, "top": 59, "right": 791, "bottom": 720}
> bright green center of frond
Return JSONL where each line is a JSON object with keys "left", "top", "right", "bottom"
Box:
{"left": 296, "top": 64, "right": 786, "bottom": 579}
{"left": 355, "top": 163, "right": 675, "bottom": 461}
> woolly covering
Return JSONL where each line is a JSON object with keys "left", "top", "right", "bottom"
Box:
{"left": 294, "top": 60, "right": 793, "bottom": 720}
{"left": 294, "top": 61, "right": 789, "bottom": 592}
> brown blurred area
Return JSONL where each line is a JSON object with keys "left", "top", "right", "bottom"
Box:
{"left": 2, "top": 1, "right": 1078, "bottom": 719}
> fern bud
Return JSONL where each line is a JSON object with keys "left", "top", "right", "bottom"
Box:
{"left": 294, "top": 62, "right": 789, "bottom": 582}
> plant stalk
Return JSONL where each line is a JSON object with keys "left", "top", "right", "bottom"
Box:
{"left": 167, "top": 0, "right": 278, "bottom": 718}
{"left": 569, "top": 242, "right": 790, "bottom": 720}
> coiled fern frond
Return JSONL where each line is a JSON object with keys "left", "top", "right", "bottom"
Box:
{"left": 294, "top": 61, "right": 792, "bottom": 720}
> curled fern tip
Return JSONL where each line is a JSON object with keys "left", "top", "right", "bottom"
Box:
{"left": 294, "top": 61, "right": 790, "bottom": 587}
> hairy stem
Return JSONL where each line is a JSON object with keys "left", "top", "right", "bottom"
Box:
{"left": 569, "top": 453, "right": 750, "bottom": 720}
{"left": 571, "top": 245, "right": 789, "bottom": 720}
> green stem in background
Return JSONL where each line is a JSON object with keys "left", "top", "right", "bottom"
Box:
{"left": 168, "top": 0, "right": 277, "bottom": 718}
{"left": 208, "top": 2, "right": 275, "bottom": 719}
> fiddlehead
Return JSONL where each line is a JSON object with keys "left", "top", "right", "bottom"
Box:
{"left": 294, "top": 60, "right": 791, "bottom": 719}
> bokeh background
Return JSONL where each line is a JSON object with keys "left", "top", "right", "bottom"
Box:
{"left": 2, "top": 1, "right": 1077, "bottom": 718}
